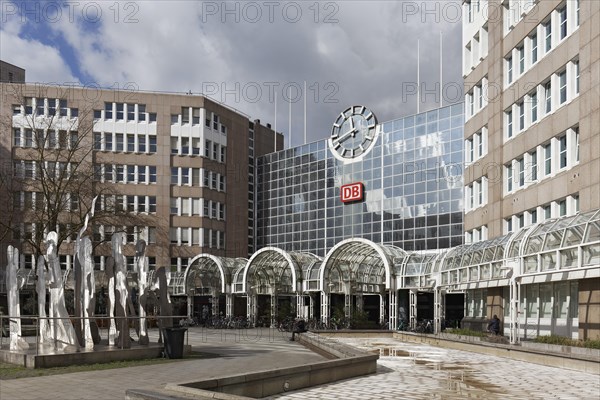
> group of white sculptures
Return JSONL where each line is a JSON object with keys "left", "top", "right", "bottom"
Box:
{"left": 5, "top": 200, "right": 172, "bottom": 352}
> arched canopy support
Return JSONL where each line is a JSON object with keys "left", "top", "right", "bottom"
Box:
{"left": 319, "top": 238, "right": 407, "bottom": 293}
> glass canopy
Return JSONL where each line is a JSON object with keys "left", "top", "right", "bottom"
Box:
{"left": 320, "top": 238, "right": 408, "bottom": 292}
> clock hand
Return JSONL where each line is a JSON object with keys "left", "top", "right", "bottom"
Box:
{"left": 333, "top": 126, "right": 358, "bottom": 146}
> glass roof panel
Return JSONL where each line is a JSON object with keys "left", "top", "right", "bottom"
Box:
{"left": 543, "top": 231, "right": 564, "bottom": 251}
{"left": 563, "top": 225, "right": 585, "bottom": 246}
{"left": 585, "top": 221, "right": 600, "bottom": 243}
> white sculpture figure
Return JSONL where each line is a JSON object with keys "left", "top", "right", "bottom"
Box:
{"left": 112, "top": 232, "right": 131, "bottom": 348}
{"left": 136, "top": 240, "right": 149, "bottom": 345}
{"left": 6, "top": 246, "right": 29, "bottom": 351}
{"left": 106, "top": 256, "right": 117, "bottom": 346}
{"left": 36, "top": 255, "right": 50, "bottom": 345}
{"left": 74, "top": 196, "right": 98, "bottom": 350}
{"left": 78, "top": 237, "right": 95, "bottom": 349}
{"left": 46, "top": 231, "right": 77, "bottom": 350}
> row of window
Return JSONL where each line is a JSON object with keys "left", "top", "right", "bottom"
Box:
{"left": 12, "top": 191, "right": 78, "bottom": 211}
{"left": 15, "top": 98, "right": 78, "bottom": 118}
{"left": 463, "top": 0, "right": 489, "bottom": 74}
{"left": 92, "top": 255, "right": 157, "bottom": 272}
{"left": 464, "top": 225, "right": 488, "bottom": 244}
{"left": 506, "top": 59, "right": 579, "bottom": 140}
{"left": 170, "top": 197, "right": 226, "bottom": 220}
{"left": 502, "top": 0, "right": 536, "bottom": 35}
{"left": 169, "top": 227, "right": 225, "bottom": 249}
{"left": 94, "top": 132, "right": 157, "bottom": 153}
{"left": 505, "top": 1, "right": 580, "bottom": 87}
{"left": 92, "top": 225, "right": 156, "bottom": 244}
{"left": 13, "top": 128, "right": 78, "bottom": 149}
{"left": 466, "top": 281, "right": 579, "bottom": 320}
{"left": 465, "top": 77, "right": 488, "bottom": 120}
{"left": 465, "top": 126, "right": 488, "bottom": 164}
{"left": 95, "top": 103, "right": 157, "bottom": 123}
{"left": 171, "top": 109, "right": 228, "bottom": 134}
{"left": 504, "top": 195, "right": 580, "bottom": 234}
{"left": 170, "top": 137, "right": 226, "bottom": 162}
{"left": 95, "top": 194, "right": 157, "bottom": 214}
{"left": 464, "top": 23, "right": 489, "bottom": 75}
{"left": 171, "top": 167, "right": 226, "bottom": 191}
{"left": 94, "top": 164, "right": 157, "bottom": 185}
{"left": 505, "top": 128, "right": 579, "bottom": 194}
{"left": 13, "top": 160, "right": 76, "bottom": 180}
{"left": 465, "top": 176, "right": 489, "bottom": 211}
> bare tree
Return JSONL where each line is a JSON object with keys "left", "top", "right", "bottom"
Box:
{"left": 0, "top": 83, "right": 157, "bottom": 262}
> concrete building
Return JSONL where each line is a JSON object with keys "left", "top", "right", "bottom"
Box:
{"left": 0, "top": 61, "right": 25, "bottom": 83}
{"left": 461, "top": 0, "right": 599, "bottom": 339}
{"left": 0, "top": 79, "right": 281, "bottom": 283}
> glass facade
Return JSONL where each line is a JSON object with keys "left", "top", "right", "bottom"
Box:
{"left": 256, "top": 104, "right": 464, "bottom": 257}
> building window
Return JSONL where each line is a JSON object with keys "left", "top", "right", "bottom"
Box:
{"left": 559, "top": 135, "right": 567, "bottom": 169}
{"left": 531, "top": 92, "right": 538, "bottom": 123}
{"left": 530, "top": 150, "right": 538, "bottom": 181}
{"left": 518, "top": 157, "right": 525, "bottom": 187}
{"left": 518, "top": 102, "right": 525, "bottom": 131}
{"left": 544, "top": 143, "right": 552, "bottom": 175}
{"left": 171, "top": 167, "right": 178, "bottom": 185}
{"left": 139, "top": 136, "right": 146, "bottom": 153}
{"left": 575, "top": 128, "right": 580, "bottom": 162}
{"left": 575, "top": 61, "right": 580, "bottom": 94}
{"left": 507, "top": 56, "right": 513, "bottom": 84}
{"left": 116, "top": 103, "right": 124, "bottom": 120}
{"left": 531, "top": 33, "right": 538, "bottom": 64}
{"left": 507, "top": 163, "right": 513, "bottom": 192}
{"left": 559, "top": 199, "right": 567, "bottom": 216}
{"left": 149, "top": 137, "right": 157, "bottom": 153}
{"left": 518, "top": 46, "right": 525, "bottom": 74}
{"left": 127, "top": 134, "right": 135, "bottom": 152}
{"left": 507, "top": 110, "right": 513, "bottom": 138}
{"left": 544, "top": 20, "right": 552, "bottom": 52}
{"left": 127, "top": 165, "right": 135, "bottom": 183}
{"left": 559, "top": 6, "right": 567, "bottom": 40}
{"left": 127, "top": 104, "right": 135, "bottom": 121}
{"left": 205, "top": 140, "right": 211, "bottom": 157}
{"left": 105, "top": 133, "right": 113, "bottom": 151}
{"left": 544, "top": 81, "right": 552, "bottom": 114}
{"left": 149, "top": 166, "right": 157, "bottom": 183}
{"left": 559, "top": 70, "right": 567, "bottom": 104}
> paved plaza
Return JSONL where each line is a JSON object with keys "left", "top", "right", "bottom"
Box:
{"left": 0, "top": 328, "right": 599, "bottom": 399}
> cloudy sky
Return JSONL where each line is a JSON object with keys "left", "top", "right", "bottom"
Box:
{"left": 1, "top": 0, "right": 463, "bottom": 145}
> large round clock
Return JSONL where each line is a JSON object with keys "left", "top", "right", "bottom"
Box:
{"left": 329, "top": 105, "right": 378, "bottom": 161}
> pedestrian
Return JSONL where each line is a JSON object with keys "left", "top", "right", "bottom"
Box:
{"left": 290, "top": 318, "right": 307, "bottom": 341}
{"left": 487, "top": 314, "right": 500, "bottom": 335}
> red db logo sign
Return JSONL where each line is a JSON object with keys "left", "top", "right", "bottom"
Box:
{"left": 341, "top": 183, "right": 364, "bottom": 203}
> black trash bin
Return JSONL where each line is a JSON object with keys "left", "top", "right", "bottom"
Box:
{"left": 162, "top": 327, "right": 187, "bottom": 359}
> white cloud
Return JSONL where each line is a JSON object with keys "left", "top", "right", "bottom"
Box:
{"left": 2, "top": 0, "right": 463, "bottom": 144}
{"left": 0, "top": 18, "right": 78, "bottom": 84}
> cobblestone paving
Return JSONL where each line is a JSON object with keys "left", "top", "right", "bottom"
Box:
{"left": 273, "top": 337, "right": 600, "bottom": 400}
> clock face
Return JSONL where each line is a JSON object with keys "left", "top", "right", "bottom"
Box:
{"left": 329, "top": 106, "right": 378, "bottom": 160}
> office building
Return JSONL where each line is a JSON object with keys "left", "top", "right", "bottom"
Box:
{"left": 0, "top": 79, "right": 281, "bottom": 283}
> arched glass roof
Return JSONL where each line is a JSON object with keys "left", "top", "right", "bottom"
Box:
{"left": 239, "top": 248, "right": 320, "bottom": 294}
{"left": 442, "top": 234, "right": 512, "bottom": 271}
{"left": 521, "top": 210, "right": 600, "bottom": 273}
{"left": 183, "top": 254, "right": 247, "bottom": 295}
{"left": 436, "top": 210, "right": 600, "bottom": 287}
{"left": 523, "top": 210, "right": 600, "bottom": 255}
{"left": 320, "top": 238, "right": 407, "bottom": 292}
